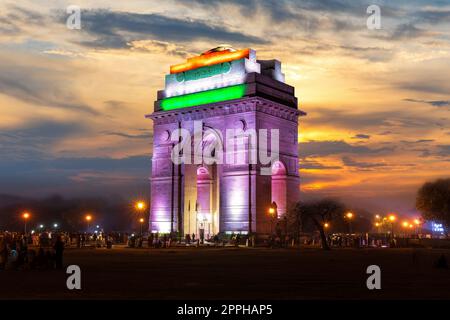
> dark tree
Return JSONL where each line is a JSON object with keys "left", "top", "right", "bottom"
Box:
{"left": 286, "top": 202, "right": 303, "bottom": 244}
{"left": 288, "top": 198, "right": 346, "bottom": 250}
{"left": 416, "top": 178, "right": 450, "bottom": 226}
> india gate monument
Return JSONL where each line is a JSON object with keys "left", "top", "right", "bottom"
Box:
{"left": 147, "top": 46, "right": 304, "bottom": 237}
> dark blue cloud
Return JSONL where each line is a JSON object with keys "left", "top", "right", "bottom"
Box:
{"left": 0, "top": 5, "right": 45, "bottom": 35}
{"left": 352, "top": 134, "right": 371, "bottom": 139}
{"left": 0, "top": 155, "right": 150, "bottom": 197}
{"left": 0, "top": 59, "right": 98, "bottom": 115}
{"left": 64, "top": 9, "right": 267, "bottom": 49}
{"left": 101, "top": 131, "right": 152, "bottom": 140}
{"left": 342, "top": 156, "right": 387, "bottom": 168}
{"left": 404, "top": 98, "right": 450, "bottom": 108}
{"left": 301, "top": 159, "right": 342, "bottom": 170}
{"left": 0, "top": 120, "right": 86, "bottom": 161}
{"left": 413, "top": 8, "right": 450, "bottom": 24}
{"left": 299, "top": 140, "right": 394, "bottom": 157}
{"left": 0, "top": 120, "right": 151, "bottom": 198}
{"left": 437, "top": 145, "right": 450, "bottom": 157}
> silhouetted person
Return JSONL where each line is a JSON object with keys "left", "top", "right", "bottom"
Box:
{"left": 162, "top": 234, "right": 167, "bottom": 248}
{"left": 76, "top": 234, "right": 81, "bottom": 248}
{"left": 36, "top": 248, "right": 45, "bottom": 269}
{"left": 0, "top": 238, "right": 7, "bottom": 269}
{"left": 434, "top": 254, "right": 448, "bottom": 269}
{"left": 45, "top": 250, "right": 53, "bottom": 269}
{"left": 54, "top": 236, "right": 64, "bottom": 269}
{"left": 148, "top": 233, "right": 154, "bottom": 248}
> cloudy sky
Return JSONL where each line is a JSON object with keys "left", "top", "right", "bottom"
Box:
{"left": 0, "top": 0, "right": 449, "bottom": 214}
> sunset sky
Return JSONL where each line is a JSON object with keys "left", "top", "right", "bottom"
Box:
{"left": 1, "top": 0, "right": 449, "bottom": 215}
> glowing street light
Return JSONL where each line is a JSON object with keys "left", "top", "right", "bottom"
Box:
{"left": 374, "top": 221, "right": 381, "bottom": 233}
{"left": 85, "top": 214, "right": 93, "bottom": 231}
{"left": 324, "top": 222, "right": 329, "bottom": 229}
{"left": 345, "top": 212, "right": 354, "bottom": 234}
{"left": 268, "top": 203, "right": 278, "bottom": 234}
{"left": 375, "top": 214, "right": 380, "bottom": 220}
{"left": 413, "top": 218, "right": 422, "bottom": 235}
{"left": 135, "top": 202, "right": 147, "bottom": 235}
{"left": 135, "top": 201, "right": 146, "bottom": 211}
{"left": 402, "top": 221, "right": 409, "bottom": 228}
{"left": 387, "top": 214, "right": 396, "bottom": 239}
{"left": 22, "top": 212, "right": 30, "bottom": 233}
{"left": 22, "top": 212, "right": 30, "bottom": 234}
{"left": 139, "top": 217, "right": 145, "bottom": 235}
{"left": 53, "top": 223, "right": 59, "bottom": 229}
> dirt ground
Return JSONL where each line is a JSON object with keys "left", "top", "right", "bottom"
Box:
{"left": 1, "top": 246, "right": 449, "bottom": 299}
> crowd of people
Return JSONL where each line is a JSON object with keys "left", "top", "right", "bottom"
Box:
{"left": 0, "top": 232, "right": 64, "bottom": 270}
{"left": 3, "top": 228, "right": 430, "bottom": 272}
{"left": 0, "top": 230, "right": 134, "bottom": 271}
{"left": 127, "top": 232, "right": 234, "bottom": 248}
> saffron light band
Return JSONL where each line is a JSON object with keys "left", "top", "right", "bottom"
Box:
{"left": 170, "top": 48, "right": 250, "bottom": 74}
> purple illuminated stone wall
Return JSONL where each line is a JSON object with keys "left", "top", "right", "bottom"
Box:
{"left": 147, "top": 56, "right": 304, "bottom": 236}
{"left": 148, "top": 96, "right": 302, "bottom": 236}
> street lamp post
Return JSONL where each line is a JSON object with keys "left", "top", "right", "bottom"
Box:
{"left": 85, "top": 214, "right": 92, "bottom": 231}
{"left": 323, "top": 222, "right": 330, "bottom": 247}
{"left": 136, "top": 201, "right": 146, "bottom": 211}
{"left": 402, "top": 221, "right": 409, "bottom": 237}
{"left": 268, "top": 203, "right": 277, "bottom": 234}
{"left": 135, "top": 201, "right": 147, "bottom": 236}
{"left": 388, "top": 214, "right": 396, "bottom": 242}
{"left": 346, "top": 212, "right": 354, "bottom": 234}
{"left": 139, "top": 218, "right": 145, "bottom": 236}
{"left": 414, "top": 218, "right": 421, "bottom": 236}
{"left": 22, "top": 212, "right": 30, "bottom": 234}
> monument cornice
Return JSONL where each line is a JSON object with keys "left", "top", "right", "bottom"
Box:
{"left": 146, "top": 97, "right": 306, "bottom": 125}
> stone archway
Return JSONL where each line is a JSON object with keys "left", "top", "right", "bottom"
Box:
{"left": 196, "top": 166, "right": 213, "bottom": 242}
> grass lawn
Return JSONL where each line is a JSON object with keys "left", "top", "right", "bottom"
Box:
{"left": 1, "top": 246, "right": 449, "bottom": 299}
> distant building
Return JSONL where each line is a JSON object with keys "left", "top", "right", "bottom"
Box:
{"left": 146, "top": 47, "right": 305, "bottom": 237}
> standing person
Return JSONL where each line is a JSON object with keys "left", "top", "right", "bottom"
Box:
{"left": 76, "top": 234, "right": 81, "bottom": 248}
{"left": 18, "top": 235, "right": 28, "bottom": 268}
{"left": 162, "top": 234, "right": 167, "bottom": 248}
{"left": 0, "top": 237, "right": 7, "bottom": 270}
{"left": 148, "top": 233, "right": 154, "bottom": 248}
{"left": 81, "top": 234, "right": 86, "bottom": 247}
{"left": 54, "top": 235, "right": 64, "bottom": 269}
{"left": 186, "top": 233, "right": 191, "bottom": 245}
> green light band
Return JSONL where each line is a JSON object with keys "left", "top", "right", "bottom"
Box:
{"left": 161, "top": 84, "right": 247, "bottom": 111}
